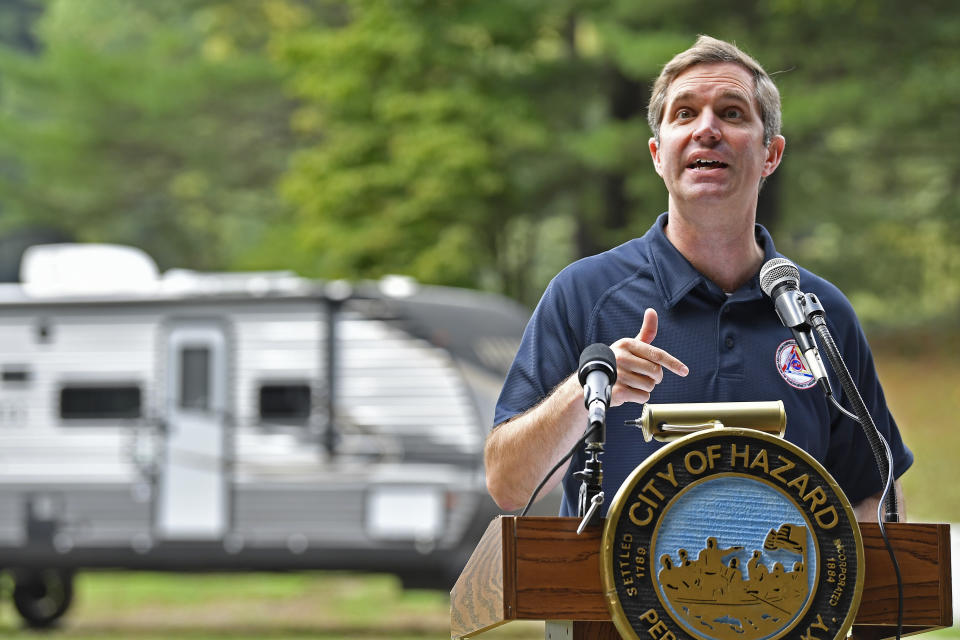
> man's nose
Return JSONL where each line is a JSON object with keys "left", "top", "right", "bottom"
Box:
{"left": 692, "top": 110, "right": 722, "bottom": 143}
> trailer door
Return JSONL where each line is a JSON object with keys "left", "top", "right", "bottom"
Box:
{"left": 157, "top": 324, "right": 228, "bottom": 540}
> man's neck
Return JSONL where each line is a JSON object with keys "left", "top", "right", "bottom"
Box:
{"left": 664, "top": 202, "right": 765, "bottom": 293}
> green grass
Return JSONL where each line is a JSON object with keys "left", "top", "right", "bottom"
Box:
{"left": 0, "top": 335, "right": 954, "bottom": 638}
{"left": 872, "top": 334, "right": 960, "bottom": 521}
{"left": 0, "top": 571, "right": 546, "bottom": 639}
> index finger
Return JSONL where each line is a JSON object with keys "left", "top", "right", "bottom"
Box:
{"left": 625, "top": 339, "right": 689, "bottom": 377}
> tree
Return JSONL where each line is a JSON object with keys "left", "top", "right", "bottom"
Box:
{"left": 277, "top": 1, "right": 960, "bottom": 324}
{"left": 756, "top": 0, "right": 960, "bottom": 327}
{"left": 272, "top": 2, "right": 705, "bottom": 302}
{"left": 2, "top": 1, "right": 957, "bottom": 328}
{"left": 0, "top": 0, "right": 299, "bottom": 271}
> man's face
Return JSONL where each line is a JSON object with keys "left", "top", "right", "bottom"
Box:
{"left": 649, "top": 62, "right": 784, "bottom": 208}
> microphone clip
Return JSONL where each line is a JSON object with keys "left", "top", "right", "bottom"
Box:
{"left": 798, "top": 292, "right": 825, "bottom": 326}
{"left": 791, "top": 293, "right": 831, "bottom": 396}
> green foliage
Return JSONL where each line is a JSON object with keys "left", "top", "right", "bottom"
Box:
{"left": 754, "top": 1, "right": 960, "bottom": 327}
{"left": 0, "top": 0, "right": 297, "bottom": 271}
{"left": 273, "top": 1, "right": 960, "bottom": 317}
{"left": 271, "top": 2, "right": 712, "bottom": 302}
{"left": 0, "top": 0, "right": 957, "bottom": 324}
{"left": 273, "top": 1, "right": 564, "bottom": 300}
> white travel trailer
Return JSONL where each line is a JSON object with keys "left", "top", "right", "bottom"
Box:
{"left": 0, "top": 244, "right": 525, "bottom": 627}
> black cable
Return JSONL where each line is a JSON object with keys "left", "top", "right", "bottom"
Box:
{"left": 830, "top": 393, "right": 903, "bottom": 640}
{"left": 819, "top": 327, "right": 903, "bottom": 640}
{"left": 812, "top": 317, "right": 897, "bottom": 520}
{"left": 517, "top": 422, "right": 599, "bottom": 517}
{"left": 876, "top": 434, "right": 904, "bottom": 640}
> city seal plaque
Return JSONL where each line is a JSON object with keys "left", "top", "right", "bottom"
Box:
{"left": 601, "top": 428, "right": 863, "bottom": 640}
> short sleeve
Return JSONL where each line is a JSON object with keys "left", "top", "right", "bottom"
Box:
{"left": 493, "top": 274, "right": 586, "bottom": 427}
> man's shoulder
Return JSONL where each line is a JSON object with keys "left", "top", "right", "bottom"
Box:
{"left": 529, "top": 237, "right": 657, "bottom": 336}
{"left": 554, "top": 237, "right": 653, "bottom": 289}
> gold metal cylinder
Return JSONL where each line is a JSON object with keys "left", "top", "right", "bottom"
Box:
{"left": 631, "top": 401, "right": 786, "bottom": 442}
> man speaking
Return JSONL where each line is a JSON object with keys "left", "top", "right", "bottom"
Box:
{"left": 484, "top": 35, "right": 912, "bottom": 521}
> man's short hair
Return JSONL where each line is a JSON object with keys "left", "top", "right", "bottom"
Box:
{"left": 647, "top": 35, "right": 781, "bottom": 146}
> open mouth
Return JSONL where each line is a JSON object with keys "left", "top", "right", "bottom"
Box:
{"left": 687, "top": 159, "right": 728, "bottom": 170}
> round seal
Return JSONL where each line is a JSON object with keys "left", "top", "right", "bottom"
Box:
{"left": 776, "top": 339, "right": 817, "bottom": 390}
{"left": 601, "top": 428, "right": 863, "bottom": 640}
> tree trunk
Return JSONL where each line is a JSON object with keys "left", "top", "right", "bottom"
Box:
{"left": 577, "top": 67, "right": 649, "bottom": 258}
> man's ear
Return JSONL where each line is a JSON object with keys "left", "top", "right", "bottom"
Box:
{"left": 649, "top": 137, "right": 663, "bottom": 177}
{"left": 761, "top": 134, "right": 786, "bottom": 178}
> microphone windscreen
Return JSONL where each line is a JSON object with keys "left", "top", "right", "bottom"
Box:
{"left": 578, "top": 343, "right": 617, "bottom": 385}
{"left": 759, "top": 257, "right": 800, "bottom": 297}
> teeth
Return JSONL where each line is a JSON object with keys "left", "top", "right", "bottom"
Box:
{"left": 690, "top": 159, "right": 725, "bottom": 169}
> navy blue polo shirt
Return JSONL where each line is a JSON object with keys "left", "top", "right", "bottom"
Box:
{"left": 494, "top": 213, "right": 912, "bottom": 516}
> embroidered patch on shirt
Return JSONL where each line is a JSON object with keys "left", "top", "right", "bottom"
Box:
{"left": 776, "top": 339, "right": 817, "bottom": 390}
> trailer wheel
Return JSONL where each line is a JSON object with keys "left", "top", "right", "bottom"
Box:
{"left": 12, "top": 569, "right": 74, "bottom": 628}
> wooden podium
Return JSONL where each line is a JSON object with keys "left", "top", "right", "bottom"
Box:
{"left": 451, "top": 517, "right": 953, "bottom": 640}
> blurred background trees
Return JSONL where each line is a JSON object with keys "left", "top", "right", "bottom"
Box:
{"left": 0, "top": 0, "right": 957, "bottom": 329}
{"left": 0, "top": 0, "right": 298, "bottom": 270}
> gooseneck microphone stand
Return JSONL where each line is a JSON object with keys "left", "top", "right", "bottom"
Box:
{"left": 803, "top": 299, "right": 899, "bottom": 521}
{"left": 760, "top": 257, "right": 899, "bottom": 522}
{"left": 799, "top": 292, "right": 905, "bottom": 640}
{"left": 574, "top": 343, "right": 617, "bottom": 533}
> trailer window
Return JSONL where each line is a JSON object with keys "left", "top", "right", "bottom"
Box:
{"left": 60, "top": 385, "right": 142, "bottom": 420}
{"left": 180, "top": 347, "right": 210, "bottom": 410}
{"left": 259, "top": 384, "right": 311, "bottom": 423}
{"left": 2, "top": 366, "right": 31, "bottom": 384}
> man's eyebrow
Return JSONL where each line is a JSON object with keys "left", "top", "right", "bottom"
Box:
{"left": 666, "top": 90, "right": 698, "bottom": 108}
{"left": 718, "top": 89, "right": 752, "bottom": 103}
{"left": 667, "top": 88, "right": 752, "bottom": 108}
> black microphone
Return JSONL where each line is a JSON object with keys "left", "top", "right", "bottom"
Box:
{"left": 578, "top": 343, "right": 617, "bottom": 430}
{"left": 759, "top": 258, "right": 830, "bottom": 394}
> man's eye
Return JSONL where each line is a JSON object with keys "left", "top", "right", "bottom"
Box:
{"left": 724, "top": 108, "right": 743, "bottom": 119}
{"left": 675, "top": 109, "right": 693, "bottom": 120}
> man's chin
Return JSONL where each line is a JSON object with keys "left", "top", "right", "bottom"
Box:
{"left": 677, "top": 184, "right": 735, "bottom": 203}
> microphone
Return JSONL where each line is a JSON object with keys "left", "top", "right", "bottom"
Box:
{"left": 759, "top": 258, "right": 830, "bottom": 394}
{"left": 577, "top": 343, "right": 617, "bottom": 430}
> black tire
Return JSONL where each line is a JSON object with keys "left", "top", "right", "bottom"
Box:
{"left": 11, "top": 569, "right": 74, "bottom": 629}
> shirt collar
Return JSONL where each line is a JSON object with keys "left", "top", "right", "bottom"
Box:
{"left": 647, "top": 212, "right": 779, "bottom": 309}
